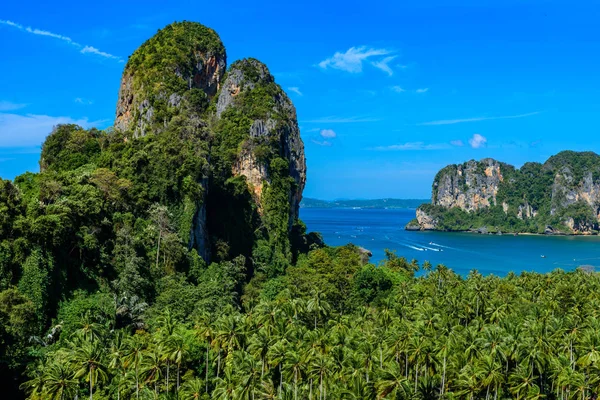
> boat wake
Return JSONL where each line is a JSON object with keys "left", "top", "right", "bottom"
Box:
{"left": 406, "top": 245, "right": 426, "bottom": 251}
{"left": 428, "top": 242, "right": 452, "bottom": 249}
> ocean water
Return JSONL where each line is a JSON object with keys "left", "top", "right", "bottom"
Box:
{"left": 300, "top": 208, "right": 600, "bottom": 276}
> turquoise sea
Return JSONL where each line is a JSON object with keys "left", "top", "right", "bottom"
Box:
{"left": 300, "top": 208, "right": 600, "bottom": 276}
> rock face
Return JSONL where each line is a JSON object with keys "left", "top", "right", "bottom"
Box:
{"left": 112, "top": 24, "right": 307, "bottom": 262}
{"left": 412, "top": 152, "right": 600, "bottom": 234}
{"left": 415, "top": 208, "right": 438, "bottom": 230}
{"left": 114, "top": 21, "right": 226, "bottom": 136}
{"left": 432, "top": 158, "right": 505, "bottom": 211}
{"left": 216, "top": 59, "right": 306, "bottom": 227}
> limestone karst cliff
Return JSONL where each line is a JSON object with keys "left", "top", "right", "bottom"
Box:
{"left": 114, "top": 22, "right": 226, "bottom": 135}
{"left": 111, "top": 22, "right": 307, "bottom": 265}
{"left": 207, "top": 59, "right": 307, "bottom": 265}
{"left": 432, "top": 158, "right": 506, "bottom": 211}
{"left": 215, "top": 59, "right": 306, "bottom": 226}
{"left": 411, "top": 151, "right": 600, "bottom": 234}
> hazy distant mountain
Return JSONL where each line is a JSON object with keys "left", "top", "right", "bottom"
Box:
{"left": 301, "top": 198, "right": 429, "bottom": 209}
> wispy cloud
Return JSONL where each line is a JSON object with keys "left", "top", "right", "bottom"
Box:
{"left": 450, "top": 140, "right": 464, "bottom": 147}
{"left": 288, "top": 87, "right": 303, "bottom": 96}
{"left": 369, "top": 142, "right": 451, "bottom": 151}
{"left": 318, "top": 46, "right": 395, "bottom": 75}
{"left": 311, "top": 139, "right": 333, "bottom": 147}
{"left": 468, "top": 134, "right": 487, "bottom": 149}
{"left": 0, "top": 101, "right": 27, "bottom": 111}
{"left": 74, "top": 98, "right": 93, "bottom": 105}
{"left": 391, "top": 86, "right": 405, "bottom": 93}
{"left": 418, "top": 111, "right": 541, "bottom": 126}
{"left": 0, "top": 19, "right": 122, "bottom": 62}
{"left": 415, "top": 88, "right": 429, "bottom": 93}
{"left": 320, "top": 129, "right": 337, "bottom": 139}
{"left": 0, "top": 113, "right": 104, "bottom": 147}
{"left": 371, "top": 56, "right": 397, "bottom": 76}
{"left": 81, "top": 45, "right": 122, "bottom": 61}
{"left": 302, "top": 116, "right": 380, "bottom": 124}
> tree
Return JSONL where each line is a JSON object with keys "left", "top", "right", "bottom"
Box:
{"left": 148, "top": 204, "right": 174, "bottom": 272}
{"left": 72, "top": 340, "right": 109, "bottom": 400}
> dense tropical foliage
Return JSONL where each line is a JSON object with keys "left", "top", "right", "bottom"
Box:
{"left": 11, "top": 249, "right": 600, "bottom": 400}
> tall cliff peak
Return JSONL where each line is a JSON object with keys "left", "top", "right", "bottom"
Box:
{"left": 114, "top": 21, "right": 227, "bottom": 136}
{"left": 214, "top": 57, "right": 306, "bottom": 224}
{"left": 206, "top": 57, "right": 307, "bottom": 264}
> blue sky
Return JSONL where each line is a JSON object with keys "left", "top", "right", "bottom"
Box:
{"left": 1, "top": 1, "right": 599, "bottom": 199}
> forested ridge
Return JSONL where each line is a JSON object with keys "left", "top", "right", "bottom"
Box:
{"left": 3, "top": 20, "right": 600, "bottom": 400}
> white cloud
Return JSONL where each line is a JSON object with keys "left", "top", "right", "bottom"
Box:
{"left": 371, "top": 55, "right": 397, "bottom": 76}
{"left": 370, "top": 142, "right": 450, "bottom": 151}
{"left": 302, "top": 116, "right": 380, "bottom": 123}
{"left": 0, "top": 113, "right": 100, "bottom": 147}
{"left": 0, "top": 101, "right": 27, "bottom": 111}
{"left": 25, "top": 26, "right": 77, "bottom": 45}
{"left": 0, "top": 20, "right": 22, "bottom": 29}
{"left": 418, "top": 111, "right": 541, "bottom": 126}
{"left": 0, "top": 19, "right": 122, "bottom": 62}
{"left": 81, "top": 45, "right": 121, "bottom": 60}
{"left": 391, "top": 86, "right": 405, "bottom": 93}
{"left": 318, "top": 46, "right": 394, "bottom": 74}
{"left": 74, "top": 98, "right": 93, "bottom": 105}
{"left": 450, "top": 140, "right": 464, "bottom": 147}
{"left": 320, "top": 129, "right": 337, "bottom": 139}
{"left": 311, "top": 139, "right": 332, "bottom": 147}
{"left": 288, "top": 87, "right": 303, "bottom": 96}
{"left": 416, "top": 88, "right": 429, "bottom": 93}
{"left": 468, "top": 134, "right": 487, "bottom": 149}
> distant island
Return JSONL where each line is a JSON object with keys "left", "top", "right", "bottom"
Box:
{"left": 407, "top": 151, "right": 600, "bottom": 235}
{"left": 301, "top": 197, "right": 429, "bottom": 209}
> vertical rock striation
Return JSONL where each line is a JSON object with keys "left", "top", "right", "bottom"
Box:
{"left": 215, "top": 59, "right": 306, "bottom": 227}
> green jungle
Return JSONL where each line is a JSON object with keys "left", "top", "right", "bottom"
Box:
{"left": 2, "top": 21, "right": 600, "bottom": 400}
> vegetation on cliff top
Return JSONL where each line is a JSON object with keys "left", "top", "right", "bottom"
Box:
{"left": 421, "top": 151, "right": 600, "bottom": 234}
{"left": 119, "top": 21, "right": 226, "bottom": 133}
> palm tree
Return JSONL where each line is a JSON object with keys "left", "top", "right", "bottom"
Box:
{"left": 124, "top": 334, "right": 146, "bottom": 400}
{"left": 268, "top": 339, "right": 288, "bottom": 395}
{"left": 248, "top": 328, "right": 273, "bottom": 378}
{"left": 479, "top": 354, "right": 504, "bottom": 400}
{"left": 282, "top": 347, "right": 306, "bottom": 400}
{"left": 307, "top": 289, "right": 331, "bottom": 329}
{"left": 20, "top": 361, "right": 47, "bottom": 400}
{"left": 375, "top": 362, "right": 410, "bottom": 399}
{"left": 194, "top": 314, "right": 214, "bottom": 393}
{"left": 169, "top": 329, "right": 190, "bottom": 394}
{"left": 41, "top": 362, "right": 78, "bottom": 400}
{"left": 108, "top": 331, "right": 127, "bottom": 400}
{"left": 180, "top": 378, "right": 205, "bottom": 400}
{"left": 72, "top": 340, "right": 109, "bottom": 400}
{"left": 308, "top": 353, "right": 333, "bottom": 400}
{"left": 213, "top": 367, "right": 238, "bottom": 400}
{"left": 508, "top": 363, "right": 537, "bottom": 400}
{"left": 236, "top": 351, "right": 261, "bottom": 400}
{"left": 73, "top": 310, "right": 105, "bottom": 343}
{"left": 141, "top": 345, "right": 163, "bottom": 396}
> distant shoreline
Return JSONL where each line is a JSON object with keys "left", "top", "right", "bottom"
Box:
{"left": 301, "top": 198, "right": 429, "bottom": 209}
